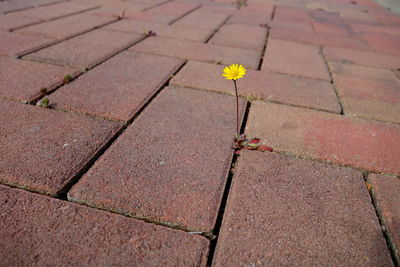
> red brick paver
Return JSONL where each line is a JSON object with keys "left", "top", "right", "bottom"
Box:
{"left": 0, "top": 13, "right": 42, "bottom": 31}
{"left": 130, "top": 36, "right": 261, "bottom": 69}
{"left": 368, "top": 174, "right": 400, "bottom": 262}
{"left": 330, "top": 62, "right": 400, "bottom": 123}
{"left": 104, "top": 20, "right": 212, "bottom": 42}
{"left": 213, "top": 151, "right": 393, "bottom": 266}
{"left": 172, "top": 9, "right": 228, "bottom": 30}
{"left": 171, "top": 61, "right": 340, "bottom": 113}
{"left": 246, "top": 101, "right": 400, "bottom": 175}
{"left": 0, "top": 31, "right": 54, "bottom": 57}
{"left": 0, "top": 100, "right": 121, "bottom": 196}
{"left": 0, "top": 56, "right": 76, "bottom": 103}
{"left": 25, "top": 29, "right": 143, "bottom": 68}
{"left": 262, "top": 38, "right": 331, "bottom": 81}
{"left": 49, "top": 51, "right": 184, "bottom": 121}
{"left": 68, "top": 86, "right": 246, "bottom": 232}
{"left": 209, "top": 24, "right": 267, "bottom": 51}
{"left": 0, "top": 185, "right": 209, "bottom": 266}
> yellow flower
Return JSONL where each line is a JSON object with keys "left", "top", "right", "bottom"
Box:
{"left": 222, "top": 64, "right": 246, "bottom": 80}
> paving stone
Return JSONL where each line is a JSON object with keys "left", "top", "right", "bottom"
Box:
{"left": 16, "top": 13, "right": 115, "bottom": 40}
{"left": 49, "top": 51, "right": 184, "bottom": 121}
{"left": 270, "top": 28, "right": 370, "bottom": 50}
{"left": 209, "top": 24, "right": 267, "bottom": 51}
{"left": 68, "top": 86, "right": 246, "bottom": 232}
{"left": 0, "top": 0, "right": 34, "bottom": 14}
{"left": 0, "top": 13, "right": 42, "bottom": 31}
{"left": 130, "top": 36, "right": 261, "bottom": 69}
{"left": 368, "top": 174, "right": 400, "bottom": 262}
{"left": 25, "top": 29, "right": 143, "bottom": 68}
{"left": 0, "top": 31, "right": 54, "bottom": 57}
{"left": 351, "top": 23, "right": 400, "bottom": 37}
{"left": 226, "top": 12, "right": 270, "bottom": 26}
{"left": 0, "top": 185, "right": 209, "bottom": 266}
{"left": 267, "top": 20, "right": 314, "bottom": 33}
{"left": 172, "top": 9, "right": 228, "bottom": 30}
{"left": 361, "top": 33, "right": 400, "bottom": 56}
{"left": 330, "top": 62, "right": 400, "bottom": 123}
{"left": 262, "top": 39, "right": 331, "bottom": 81}
{"left": 213, "top": 151, "right": 393, "bottom": 266}
{"left": 104, "top": 19, "right": 212, "bottom": 42}
{"left": 14, "top": 1, "right": 99, "bottom": 21}
{"left": 0, "top": 100, "right": 121, "bottom": 196}
{"left": 312, "top": 21, "right": 354, "bottom": 37}
{"left": 274, "top": 5, "right": 311, "bottom": 22}
{"left": 323, "top": 46, "right": 400, "bottom": 70}
{"left": 246, "top": 101, "right": 400, "bottom": 175}
{"left": 129, "top": 2, "right": 199, "bottom": 24}
{"left": 171, "top": 61, "right": 340, "bottom": 113}
{"left": 0, "top": 56, "right": 76, "bottom": 102}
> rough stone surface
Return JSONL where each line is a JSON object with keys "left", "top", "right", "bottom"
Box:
{"left": 0, "top": 56, "right": 76, "bottom": 102}
{"left": 130, "top": 36, "right": 261, "bottom": 69}
{"left": 330, "top": 62, "right": 400, "bottom": 123}
{"left": 25, "top": 29, "right": 143, "bottom": 68}
{"left": 16, "top": 13, "right": 115, "bottom": 40}
{"left": 246, "top": 101, "right": 400, "bottom": 175}
{"left": 0, "top": 31, "right": 54, "bottom": 57}
{"left": 0, "top": 185, "right": 209, "bottom": 266}
{"left": 0, "top": 13, "right": 42, "bottom": 31}
{"left": 104, "top": 20, "right": 212, "bottom": 42}
{"left": 324, "top": 46, "right": 400, "bottom": 70}
{"left": 49, "top": 51, "right": 184, "bottom": 121}
{"left": 213, "top": 151, "right": 393, "bottom": 266}
{"left": 361, "top": 33, "right": 400, "bottom": 56}
{"left": 171, "top": 61, "right": 340, "bottom": 113}
{"left": 68, "top": 86, "right": 246, "bottom": 232}
{"left": 0, "top": 100, "right": 121, "bottom": 196}
{"left": 368, "top": 174, "right": 400, "bottom": 262}
{"left": 209, "top": 24, "right": 267, "bottom": 51}
{"left": 262, "top": 39, "right": 331, "bottom": 81}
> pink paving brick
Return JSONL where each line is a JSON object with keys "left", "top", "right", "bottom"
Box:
{"left": 213, "top": 151, "right": 393, "bottom": 266}
{"left": 368, "top": 174, "right": 400, "bottom": 262}
{"left": 0, "top": 185, "right": 209, "bottom": 266}
{"left": 262, "top": 39, "right": 331, "bottom": 81}
{"left": 129, "top": 2, "right": 199, "bottom": 24}
{"left": 170, "top": 61, "right": 340, "bottom": 113}
{"left": 25, "top": 29, "right": 143, "bottom": 68}
{"left": 0, "top": 13, "right": 42, "bottom": 31}
{"left": 0, "top": 56, "right": 76, "bottom": 103}
{"left": 270, "top": 28, "right": 370, "bottom": 50}
{"left": 14, "top": 1, "right": 99, "bottom": 21}
{"left": 49, "top": 51, "right": 183, "bottom": 121}
{"left": 273, "top": 5, "right": 311, "bottom": 22}
{"left": 171, "top": 9, "right": 228, "bottom": 30}
{"left": 209, "top": 24, "right": 267, "bottom": 51}
{"left": 16, "top": 13, "right": 115, "bottom": 40}
{"left": 104, "top": 19, "right": 212, "bottom": 42}
{"left": 0, "top": 100, "right": 121, "bottom": 196}
{"left": 246, "top": 101, "right": 400, "bottom": 175}
{"left": 350, "top": 23, "right": 400, "bottom": 37}
{"left": 323, "top": 46, "right": 400, "bottom": 70}
{"left": 226, "top": 12, "right": 270, "bottom": 26}
{"left": 361, "top": 33, "right": 400, "bottom": 56}
{"left": 0, "top": 31, "right": 54, "bottom": 57}
{"left": 130, "top": 36, "right": 261, "bottom": 69}
{"left": 330, "top": 62, "right": 400, "bottom": 123}
{"left": 268, "top": 20, "right": 314, "bottom": 33}
{"left": 312, "top": 21, "right": 354, "bottom": 37}
{"left": 68, "top": 86, "right": 246, "bottom": 232}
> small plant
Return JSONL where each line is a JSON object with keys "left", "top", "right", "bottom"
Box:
{"left": 37, "top": 98, "right": 50, "bottom": 108}
{"left": 40, "top": 87, "right": 47, "bottom": 95}
{"left": 63, "top": 74, "right": 73, "bottom": 84}
{"left": 222, "top": 64, "right": 273, "bottom": 154}
{"left": 235, "top": 0, "right": 248, "bottom": 9}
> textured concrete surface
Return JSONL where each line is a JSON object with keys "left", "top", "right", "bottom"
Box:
{"left": 0, "top": 185, "right": 209, "bottom": 266}
{"left": 69, "top": 86, "right": 246, "bottom": 232}
{"left": 213, "top": 151, "right": 393, "bottom": 266}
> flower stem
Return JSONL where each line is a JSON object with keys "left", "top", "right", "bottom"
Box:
{"left": 233, "top": 79, "right": 239, "bottom": 138}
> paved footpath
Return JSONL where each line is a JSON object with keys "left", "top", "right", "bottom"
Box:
{"left": 0, "top": 0, "right": 399, "bottom": 266}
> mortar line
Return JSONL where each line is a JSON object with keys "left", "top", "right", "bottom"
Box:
{"left": 167, "top": 4, "right": 201, "bottom": 25}
{"left": 257, "top": 25, "right": 270, "bottom": 70}
{"left": 4, "top": 0, "right": 77, "bottom": 14}
{"left": 204, "top": 15, "right": 232, "bottom": 44}
{"left": 363, "top": 173, "right": 399, "bottom": 266}
{"left": 141, "top": 0, "right": 174, "bottom": 12}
